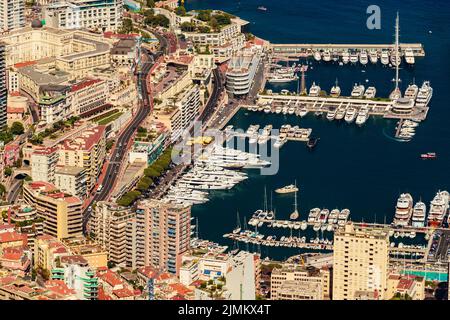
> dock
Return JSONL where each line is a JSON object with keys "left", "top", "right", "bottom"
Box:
{"left": 270, "top": 43, "right": 425, "bottom": 57}
{"left": 255, "top": 93, "right": 429, "bottom": 122}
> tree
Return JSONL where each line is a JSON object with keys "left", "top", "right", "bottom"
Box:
{"left": 197, "top": 10, "right": 212, "bottom": 22}
{"left": 146, "top": 0, "right": 155, "bottom": 8}
{"left": 121, "top": 18, "right": 133, "bottom": 34}
{"left": 4, "top": 167, "right": 12, "bottom": 177}
{"left": 214, "top": 14, "right": 231, "bottom": 26}
{"left": 209, "top": 17, "right": 219, "bottom": 31}
{"left": 175, "top": 6, "right": 186, "bottom": 16}
{"left": 10, "top": 122, "right": 24, "bottom": 135}
{"left": 180, "top": 21, "right": 195, "bottom": 32}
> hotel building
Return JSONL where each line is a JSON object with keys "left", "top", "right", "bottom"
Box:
{"left": 332, "top": 223, "right": 390, "bottom": 300}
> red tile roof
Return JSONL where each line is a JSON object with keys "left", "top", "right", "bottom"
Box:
{"left": 0, "top": 232, "right": 27, "bottom": 245}
{"left": 71, "top": 79, "right": 102, "bottom": 92}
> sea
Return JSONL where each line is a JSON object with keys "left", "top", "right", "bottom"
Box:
{"left": 185, "top": 0, "right": 450, "bottom": 260}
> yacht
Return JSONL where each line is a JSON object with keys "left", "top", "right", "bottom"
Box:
{"left": 393, "top": 193, "right": 413, "bottom": 226}
{"left": 380, "top": 50, "right": 390, "bottom": 65}
{"left": 332, "top": 50, "right": 339, "bottom": 62}
{"left": 275, "top": 106, "right": 282, "bottom": 114}
{"left": 318, "top": 209, "right": 329, "bottom": 224}
{"left": 275, "top": 184, "right": 299, "bottom": 194}
{"left": 415, "top": 81, "right": 433, "bottom": 107}
{"left": 199, "top": 146, "right": 271, "bottom": 169}
{"left": 359, "top": 50, "right": 368, "bottom": 65}
{"left": 326, "top": 108, "right": 337, "bottom": 121}
{"left": 322, "top": 50, "right": 332, "bottom": 62}
{"left": 390, "top": 50, "right": 401, "bottom": 67}
{"left": 338, "top": 209, "right": 350, "bottom": 221}
{"left": 355, "top": 107, "right": 369, "bottom": 126}
{"left": 288, "top": 106, "right": 296, "bottom": 115}
{"left": 404, "top": 48, "right": 415, "bottom": 64}
{"left": 427, "top": 190, "right": 449, "bottom": 227}
{"left": 258, "top": 124, "right": 272, "bottom": 144}
{"left": 351, "top": 84, "right": 365, "bottom": 98}
{"left": 363, "top": 86, "right": 377, "bottom": 99}
{"left": 313, "top": 51, "right": 322, "bottom": 61}
{"left": 309, "top": 82, "right": 321, "bottom": 97}
{"left": 246, "top": 124, "right": 260, "bottom": 135}
{"left": 328, "top": 209, "right": 340, "bottom": 224}
{"left": 273, "top": 135, "right": 287, "bottom": 148}
{"left": 349, "top": 51, "right": 359, "bottom": 64}
{"left": 389, "top": 87, "right": 402, "bottom": 101}
{"left": 249, "top": 133, "right": 258, "bottom": 144}
{"left": 313, "top": 223, "right": 321, "bottom": 232}
{"left": 298, "top": 106, "right": 308, "bottom": 117}
{"left": 341, "top": 50, "right": 350, "bottom": 64}
{"left": 404, "top": 84, "right": 419, "bottom": 101}
{"left": 290, "top": 185, "right": 299, "bottom": 220}
{"left": 369, "top": 50, "right": 378, "bottom": 64}
{"left": 344, "top": 107, "right": 357, "bottom": 123}
{"left": 411, "top": 201, "right": 427, "bottom": 228}
{"left": 334, "top": 106, "right": 346, "bottom": 120}
{"left": 268, "top": 73, "right": 299, "bottom": 83}
{"left": 308, "top": 208, "right": 320, "bottom": 223}
{"left": 330, "top": 79, "right": 341, "bottom": 97}
{"left": 263, "top": 105, "right": 271, "bottom": 113}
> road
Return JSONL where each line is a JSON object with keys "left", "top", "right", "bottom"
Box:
{"left": 82, "top": 48, "right": 154, "bottom": 233}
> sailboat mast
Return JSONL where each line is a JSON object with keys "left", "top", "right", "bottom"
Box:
{"left": 395, "top": 12, "right": 400, "bottom": 90}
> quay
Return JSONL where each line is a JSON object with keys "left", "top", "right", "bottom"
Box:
{"left": 269, "top": 43, "right": 425, "bottom": 57}
{"left": 255, "top": 94, "right": 430, "bottom": 122}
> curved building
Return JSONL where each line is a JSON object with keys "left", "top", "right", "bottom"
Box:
{"left": 225, "top": 50, "right": 260, "bottom": 97}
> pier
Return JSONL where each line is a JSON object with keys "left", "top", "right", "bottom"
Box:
{"left": 270, "top": 43, "right": 425, "bottom": 57}
{"left": 255, "top": 94, "right": 429, "bottom": 122}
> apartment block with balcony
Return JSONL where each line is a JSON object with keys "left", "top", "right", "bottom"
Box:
{"left": 31, "top": 146, "right": 59, "bottom": 184}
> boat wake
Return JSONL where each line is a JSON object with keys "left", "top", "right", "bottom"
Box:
{"left": 382, "top": 128, "right": 408, "bottom": 142}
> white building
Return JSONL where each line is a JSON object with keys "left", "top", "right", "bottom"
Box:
{"left": 226, "top": 49, "right": 261, "bottom": 96}
{"left": 172, "top": 84, "right": 201, "bottom": 141}
{"left": 44, "top": 0, "right": 123, "bottom": 32}
{"left": 0, "top": 0, "right": 25, "bottom": 32}
{"left": 54, "top": 166, "right": 87, "bottom": 199}
{"left": 31, "top": 146, "right": 59, "bottom": 184}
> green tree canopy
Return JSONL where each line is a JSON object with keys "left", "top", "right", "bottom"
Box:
{"left": 10, "top": 122, "right": 25, "bottom": 135}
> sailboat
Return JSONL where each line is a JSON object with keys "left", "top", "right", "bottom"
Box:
{"left": 233, "top": 211, "right": 241, "bottom": 234}
{"left": 290, "top": 181, "right": 299, "bottom": 220}
{"left": 389, "top": 12, "right": 402, "bottom": 100}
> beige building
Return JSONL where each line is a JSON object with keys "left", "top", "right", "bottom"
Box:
{"left": 58, "top": 125, "right": 106, "bottom": 192}
{"left": 271, "top": 265, "right": 331, "bottom": 300}
{"left": 61, "top": 236, "right": 108, "bottom": 269}
{"left": 332, "top": 223, "right": 390, "bottom": 300}
{"left": 31, "top": 146, "right": 59, "bottom": 184}
{"left": 54, "top": 166, "right": 87, "bottom": 199}
{"left": 386, "top": 273, "right": 425, "bottom": 300}
{"left": 23, "top": 181, "right": 83, "bottom": 240}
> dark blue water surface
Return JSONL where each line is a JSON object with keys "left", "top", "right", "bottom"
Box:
{"left": 185, "top": 0, "right": 450, "bottom": 260}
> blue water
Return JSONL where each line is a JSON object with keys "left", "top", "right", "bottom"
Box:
{"left": 186, "top": 0, "right": 450, "bottom": 260}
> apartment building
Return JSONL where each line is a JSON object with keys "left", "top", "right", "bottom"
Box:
{"left": 0, "top": 42, "right": 6, "bottom": 129}
{"left": 61, "top": 236, "right": 107, "bottom": 269}
{"left": 90, "top": 201, "right": 135, "bottom": 266}
{"left": 58, "top": 125, "right": 106, "bottom": 192}
{"left": 38, "top": 84, "right": 72, "bottom": 125}
{"left": 44, "top": 0, "right": 123, "bottom": 32}
{"left": 332, "top": 223, "right": 390, "bottom": 300}
{"left": 271, "top": 264, "right": 331, "bottom": 300}
{"left": 23, "top": 181, "right": 83, "bottom": 240}
{"left": 226, "top": 49, "right": 261, "bottom": 96}
{"left": 8, "top": 204, "right": 44, "bottom": 250}
{"left": 134, "top": 199, "right": 191, "bottom": 275}
{"left": 34, "top": 235, "right": 69, "bottom": 270}
{"left": 0, "top": 0, "right": 25, "bottom": 32}
{"left": 54, "top": 166, "right": 87, "bottom": 199}
{"left": 31, "top": 146, "right": 59, "bottom": 184}
{"left": 70, "top": 78, "right": 109, "bottom": 116}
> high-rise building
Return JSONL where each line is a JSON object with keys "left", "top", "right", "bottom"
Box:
{"left": 332, "top": 223, "right": 390, "bottom": 300}
{"left": 90, "top": 201, "right": 135, "bottom": 266}
{"left": 31, "top": 146, "right": 59, "bottom": 184}
{"left": 23, "top": 181, "right": 83, "bottom": 240}
{"left": 0, "top": 42, "right": 6, "bottom": 129}
{"left": 54, "top": 166, "right": 88, "bottom": 199}
{"left": 135, "top": 199, "right": 191, "bottom": 275}
{"left": 0, "top": 0, "right": 25, "bottom": 32}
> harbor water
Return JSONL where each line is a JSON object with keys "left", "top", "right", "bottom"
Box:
{"left": 185, "top": 0, "right": 450, "bottom": 260}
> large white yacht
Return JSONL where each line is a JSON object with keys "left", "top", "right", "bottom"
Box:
{"left": 335, "top": 106, "right": 346, "bottom": 120}
{"left": 349, "top": 51, "right": 359, "bottom": 64}
{"left": 355, "top": 107, "right": 369, "bottom": 126}
{"left": 427, "top": 190, "right": 449, "bottom": 227}
{"left": 351, "top": 84, "right": 365, "bottom": 98}
{"left": 341, "top": 50, "right": 350, "bottom": 64}
{"left": 330, "top": 79, "right": 341, "bottom": 97}
{"left": 369, "top": 50, "right": 378, "bottom": 64}
{"left": 404, "top": 84, "right": 419, "bottom": 101}
{"left": 404, "top": 48, "right": 415, "bottom": 64}
{"left": 344, "top": 107, "right": 357, "bottom": 123}
{"left": 322, "top": 50, "right": 332, "bottom": 62}
{"left": 411, "top": 201, "right": 427, "bottom": 228}
{"left": 415, "top": 81, "right": 433, "bottom": 107}
{"left": 393, "top": 193, "right": 413, "bottom": 226}
{"left": 359, "top": 50, "right": 368, "bottom": 65}
{"left": 380, "top": 50, "right": 389, "bottom": 65}
{"left": 309, "top": 82, "right": 321, "bottom": 97}
{"left": 363, "top": 86, "right": 377, "bottom": 99}
{"left": 313, "top": 51, "right": 322, "bottom": 61}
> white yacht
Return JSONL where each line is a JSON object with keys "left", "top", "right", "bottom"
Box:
{"left": 313, "top": 51, "right": 322, "bottom": 61}
{"left": 273, "top": 135, "right": 287, "bottom": 148}
{"left": 355, "top": 107, "right": 369, "bottom": 126}
{"left": 298, "top": 106, "right": 308, "bottom": 117}
{"left": 349, "top": 51, "right": 359, "bottom": 64}
{"left": 268, "top": 73, "right": 299, "bottom": 83}
{"left": 344, "top": 107, "right": 357, "bottom": 123}
{"left": 404, "top": 84, "right": 419, "bottom": 101}
{"left": 326, "top": 108, "right": 337, "bottom": 121}
{"left": 199, "top": 146, "right": 271, "bottom": 169}
{"left": 275, "top": 106, "right": 282, "bottom": 114}
{"left": 380, "top": 50, "right": 390, "bottom": 65}
{"left": 359, "top": 50, "right": 368, "bottom": 65}
{"left": 258, "top": 124, "right": 273, "bottom": 144}
{"left": 338, "top": 209, "right": 350, "bottom": 221}
{"left": 390, "top": 50, "right": 401, "bottom": 66}
{"left": 328, "top": 209, "right": 340, "bottom": 224}
{"left": 335, "top": 106, "right": 346, "bottom": 120}
{"left": 411, "top": 201, "right": 427, "bottom": 228}
{"left": 427, "top": 190, "right": 449, "bottom": 227}
{"left": 322, "top": 50, "right": 332, "bottom": 62}
{"left": 351, "top": 84, "right": 365, "bottom": 98}
{"left": 246, "top": 124, "right": 260, "bottom": 135}
{"left": 330, "top": 79, "right": 341, "bottom": 97}
{"left": 369, "top": 50, "right": 378, "bottom": 64}
{"left": 309, "top": 82, "right": 321, "bottom": 97}
{"left": 263, "top": 105, "right": 271, "bottom": 113}
{"left": 404, "top": 48, "right": 415, "bottom": 64}
{"left": 318, "top": 209, "right": 329, "bottom": 224}
{"left": 341, "top": 50, "right": 350, "bottom": 64}
{"left": 308, "top": 208, "right": 320, "bottom": 223}
{"left": 415, "top": 81, "right": 433, "bottom": 107}
{"left": 393, "top": 193, "right": 413, "bottom": 226}
{"left": 288, "top": 106, "right": 296, "bottom": 115}
{"left": 389, "top": 87, "right": 402, "bottom": 101}
{"left": 363, "top": 86, "right": 376, "bottom": 99}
